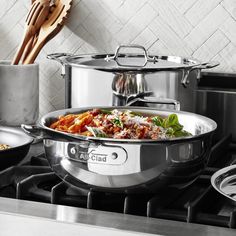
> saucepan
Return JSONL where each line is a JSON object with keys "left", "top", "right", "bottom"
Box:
{"left": 0, "top": 126, "right": 33, "bottom": 170}
{"left": 22, "top": 106, "right": 217, "bottom": 193}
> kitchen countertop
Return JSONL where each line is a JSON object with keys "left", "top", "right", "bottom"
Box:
{"left": 0, "top": 197, "right": 235, "bottom": 236}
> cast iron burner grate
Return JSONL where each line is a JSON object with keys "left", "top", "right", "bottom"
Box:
{"left": 0, "top": 135, "right": 236, "bottom": 228}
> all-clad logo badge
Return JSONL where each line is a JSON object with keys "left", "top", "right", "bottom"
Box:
{"left": 70, "top": 147, "right": 107, "bottom": 163}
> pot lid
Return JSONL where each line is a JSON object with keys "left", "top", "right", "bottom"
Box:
{"left": 64, "top": 45, "right": 202, "bottom": 72}
{"left": 211, "top": 164, "right": 236, "bottom": 203}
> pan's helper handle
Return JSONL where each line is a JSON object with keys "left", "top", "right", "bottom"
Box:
{"left": 126, "top": 97, "right": 180, "bottom": 111}
{"left": 21, "top": 124, "right": 46, "bottom": 139}
{"left": 181, "top": 61, "right": 219, "bottom": 87}
{"left": 21, "top": 124, "right": 82, "bottom": 141}
{"left": 47, "top": 53, "right": 73, "bottom": 77}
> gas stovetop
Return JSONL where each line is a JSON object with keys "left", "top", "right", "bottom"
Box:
{"left": 0, "top": 135, "right": 236, "bottom": 234}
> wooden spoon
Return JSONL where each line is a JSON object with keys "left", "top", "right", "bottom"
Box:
{"left": 23, "top": 0, "right": 72, "bottom": 65}
{"left": 21, "top": 34, "right": 38, "bottom": 63}
{"left": 12, "top": 0, "right": 50, "bottom": 65}
{"left": 22, "top": 1, "right": 56, "bottom": 63}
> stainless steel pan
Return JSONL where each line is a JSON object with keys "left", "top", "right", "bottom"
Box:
{"left": 211, "top": 165, "right": 236, "bottom": 205}
{"left": 22, "top": 106, "right": 217, "bottom": 193}
{"left": 0, "top": 126, "right": 33, "bottom": 170}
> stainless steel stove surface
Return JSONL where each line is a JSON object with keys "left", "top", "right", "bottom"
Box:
{"left": 0, "top": 135, "right": 236, "bottom": 236}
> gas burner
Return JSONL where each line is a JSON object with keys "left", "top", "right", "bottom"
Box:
{"left": 0, "top": 135, "right": 236, "bottom": 229}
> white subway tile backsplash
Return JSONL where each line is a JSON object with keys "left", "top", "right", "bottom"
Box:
{"left": 150, "top": 0, "right": 192, "bottom": 37}
{"left": 148, "top": 39, "right": 173, "bottom": 55}
{"left": 220, "top": 16, "right": 236, "bottom": 45}
{"left": 193, "top": 30, "right": 230, "bottom": 61}
{"left": 185, "top": 5, "right": 229, "bottom": 51}
{"left": 149, "top": 16, "right": 192, "bottom": 56}
{"left": 169, "top": 0, "right": 196, "bottom": 14}
{"left": 219, "top": 43, "right": 236, "bottom": 71}
{"left": 115, "top": 3, "right": 157, "bottom": 44}
{"left": 131, "top": 28, "right": 157, "bottom": 50}
{"left": 221, "top": 0, "right": 236, "bottom": 20}
{"left": 0, "top": 0, "right": 236, "bottom": 115}
{"left": 0, "top": 0, "right": 17, "bottom": 19}
{"left": 185, "top": 0, "right": 221, "bottom": 26}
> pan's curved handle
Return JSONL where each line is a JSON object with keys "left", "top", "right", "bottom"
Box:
{"left": 47, "top": 53, "right": 73, "bottom": 65}
{"left": 47, "top": 53, "right": 73, "bottom": 77}
{"left": 21, "top": 124, "right": 46, "bottom": 139}
{"left": 181, "top": 61, "right": 219, "bottom": 87}
{"left": 192, "top": 61, "right": 219, "bottom": 70}
{"left": 21, "top": 124, "right": 95, "bottom": 143}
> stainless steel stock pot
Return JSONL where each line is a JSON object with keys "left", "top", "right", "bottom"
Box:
{"left": 22, "top": 106, "right": 217, "bottom": 193}
{"left": 47, "top": 45, "right": 219, "bottom": 112}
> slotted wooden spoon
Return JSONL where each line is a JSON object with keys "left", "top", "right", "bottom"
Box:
{"left": 23, "top": 0, "right": 72, "bottom": 64}
{"left": 21, "top": 1, "right": 58, "bottom": 62}
{"left": 11, "top": 0, "right": 50, "bottom": 65}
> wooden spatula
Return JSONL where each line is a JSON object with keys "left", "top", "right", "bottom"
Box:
{"left": 23, "top": 0, "right": 72, "bottom": 65}
{"left": 22, "top": 1, "right": 56, "bottom": 62}
{"left": 11, "top": 0, "right": 50, "bottom": 65}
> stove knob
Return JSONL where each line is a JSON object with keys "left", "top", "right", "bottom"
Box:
{"left": 111, "top": 152, "right": 118, "bottom": 160}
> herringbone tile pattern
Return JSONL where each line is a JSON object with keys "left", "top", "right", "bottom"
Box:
{"left": 0, "top": 0, "right": 235, "bottom": 115}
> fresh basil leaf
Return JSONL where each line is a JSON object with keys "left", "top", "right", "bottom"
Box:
{"left": 163, "top": 114, "right": 183, "bottom": 131}
{"left": 172, "top": 123, "right": 183, "bottom": 132}
{"left": 112, "top": 117, "right": 123, "bottom": 128}
{"left": 166, "top": 127, "right": 175, "bottom": 136}
{"left": 174, "top": 130, "right": 191, "bottom": 137}
{"left": 153, "top": 113, "right": 191, "bottom": 138}
{"left": 152, "top": 116, "right": 164, "bottom": 126}
{"left": 163, "top": 114, "right": 178, "bottom": 128}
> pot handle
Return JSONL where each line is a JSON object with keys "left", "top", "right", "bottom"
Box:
{"left": 47, "top": 53, "right": 73, "bottom": 65}
{"left": 106, "top": 44, "right": 158, "bottom": 67}
{"left": 21, "top": 124, "right": 93, "bottom": 142}
{"left": 126, "top": 97, "right": 180, "bottom": 111}
{"left": 192, "top": 61, "right": 219, "bottom": 70}
{"left": 21, "top": 124, "right": 47, "bottom": 139}
{"left": 47, "top": 53, "right": 73, "bottom": 77}
{"left": 181, "top": 61, "right": 219, "bottom": 87}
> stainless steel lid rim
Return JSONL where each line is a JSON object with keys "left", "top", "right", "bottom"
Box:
{"left": 61, "top": 57, "right": 217, "bottom": 74}
{"left": 67, "top": 61, "right": 201, "bottom": 72}
{"left": 50, "top": 44, "right": 214, "bottom": 71}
